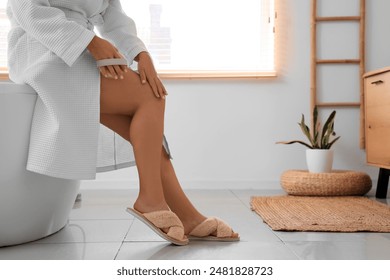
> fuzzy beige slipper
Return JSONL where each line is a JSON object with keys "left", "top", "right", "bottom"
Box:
{"left": 188, "top": 217, "right": 240, "bottom": 242}
{"left": 126, "top": 208, "right": 189, "bottom": 246}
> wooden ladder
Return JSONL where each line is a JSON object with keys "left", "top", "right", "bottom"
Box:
{"left": 310, "top": 0, "right": 366, "bottom": 148}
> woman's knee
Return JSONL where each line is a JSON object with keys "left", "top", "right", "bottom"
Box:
{"left": 100, "top": 70, "right": 166, "bottom": 115}
{"left": 139, "top": 95, "right": 166, "bottom": 119}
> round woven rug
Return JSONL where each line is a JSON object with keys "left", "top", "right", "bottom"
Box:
{"left": 281, "top": 170, "right": 372, "bottom": 196}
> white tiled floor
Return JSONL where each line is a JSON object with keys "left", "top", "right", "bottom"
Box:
{"left": 1, "top": 188, "right": 390, "bottom": 260}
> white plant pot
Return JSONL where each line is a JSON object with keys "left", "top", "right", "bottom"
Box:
{"left": 306, "top": 149, "right": 334, "bottom": 173}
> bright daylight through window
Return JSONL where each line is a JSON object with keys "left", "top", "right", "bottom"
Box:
{"left": 0, "top": 0, "right": 275, "bottom": 78}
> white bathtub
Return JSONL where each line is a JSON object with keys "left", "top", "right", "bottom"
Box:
{"left": 0, "top": 81, "right": 80, "bottom": 247}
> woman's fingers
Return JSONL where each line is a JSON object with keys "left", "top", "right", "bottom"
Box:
{"left": 88, "top": 36, "right": 128, "bottom": 79}
{"left": 106, "top": 65, "right": 117, "bottom": 79}
{"left": 120, "top": 64, "right": 128, "bottom": 73}
{"left": 136, "top": 52, "right": 162, "bottom": 98}
{"left": 139, "top": 69, "right": 168, "bottom": 99}
{"left": 155, "top": 77, "right": 167, "bottom": 99}
{"left": 97, "top": 49, "right": 167, "bottom": 98}
{"left": 113, "top": 65, "right": 125, "bottom": 79}
{"left": 139, "top": 69, "right": 147, "bottom": 85}
{"left": 147, "top": 74, "right": 160, "bottom": 98}
{"left": 100, "top": 65, "right": 127, "bottom": 79}
{"left": 140, "top": 69, "right": 164, "bottom": 98}
{"left": 99, "top": 66, "right": 114, "bottom": 79}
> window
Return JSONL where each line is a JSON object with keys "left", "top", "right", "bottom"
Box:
{"left": 121, "top": 0, "right": 275, "bottom": 78}
{"left": 0, "top": 0, "right": 9, "bottom": 75}
{"left": 0, "top": 0, "right": 275, "bottom": 78}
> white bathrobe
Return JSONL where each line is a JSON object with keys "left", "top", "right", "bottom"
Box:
{"left": 7, "top": 0, "right": 172, "bottom": 180}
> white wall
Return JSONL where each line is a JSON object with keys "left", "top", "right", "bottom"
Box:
{"left": 87, "top": 0, "right": 390, "bottom": 190}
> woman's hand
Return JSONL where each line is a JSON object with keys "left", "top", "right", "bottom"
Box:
{"left": 135, "top": 51, "right": 167, "bottom": 99}
{"left": 87, "top": 36, "right": 127, "bottom": 80}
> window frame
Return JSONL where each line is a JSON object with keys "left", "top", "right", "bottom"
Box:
{"left": 0, "top": 0, "right": 277, "bottom": 80}
{"left": 0, "top": 69, "right": 7, "bottom": 80}
{"left": 126, "top": 0, "right": 276, "bottom": 79}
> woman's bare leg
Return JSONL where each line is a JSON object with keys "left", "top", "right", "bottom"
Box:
{"left": 100, "top": 113, "right": 238, "bottom": 238}
{"left": 159, "top": 148, "right": 236, "bottom": 237}
{"left": 100, "top": 71, "right": 238, "bottom": 238}
{"left": 100, "top": 112, "right": 207, "bottom": 234}
{"left": 100, "top": 70, "right": 168, "bottom": 213}
{"left": 159, "top": 148, "right": 207, "bottom": 234}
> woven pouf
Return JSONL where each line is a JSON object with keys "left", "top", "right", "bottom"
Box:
{"left": 281, "top": 170, "right": 372, "bottom": 196}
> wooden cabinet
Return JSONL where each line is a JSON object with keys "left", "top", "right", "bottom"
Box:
{"left": 364, "top": 67, "right": 390, "bottom": 198}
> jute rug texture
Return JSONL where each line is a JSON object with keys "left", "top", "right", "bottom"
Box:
{"left": 250, "top": 196, "right": 390, "bottom": 232}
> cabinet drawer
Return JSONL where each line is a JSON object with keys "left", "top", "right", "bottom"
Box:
{"left": 365, "top": 72, "right": 390, "bottom": 107}
{"left": 365, "top": 71, "right": 390, "bottom": 167}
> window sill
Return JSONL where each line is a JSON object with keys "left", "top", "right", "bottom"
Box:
{"left": 0, "top": 71, "right": 277, "bottom": 81}
{"left": 0, "top": 73, "right": 9, "bottom": 80}
{"left": 158, "top": 70, "right": 277, "bottom": 79}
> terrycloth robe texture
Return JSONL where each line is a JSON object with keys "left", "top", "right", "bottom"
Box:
{"left": 7, "top": 0, "right": 172, "bottom": 180}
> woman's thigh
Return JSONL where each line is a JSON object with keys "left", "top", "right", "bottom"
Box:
{"left": 100, "top": 70, "right": 162, "bottom": 115}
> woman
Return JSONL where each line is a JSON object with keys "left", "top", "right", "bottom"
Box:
{"left": 7, "top": 0, "right": 239, "bottom": 246}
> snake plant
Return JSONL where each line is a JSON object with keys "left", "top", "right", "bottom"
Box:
{"left": 277, "top": 107, "right": 340, "bottom": 149}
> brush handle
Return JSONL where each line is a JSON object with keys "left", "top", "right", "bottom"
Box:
{"left": 96, "top": 58, "right": 128, "bottom": 67}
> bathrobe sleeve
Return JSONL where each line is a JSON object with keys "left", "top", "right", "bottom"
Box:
{"left": 8, "top": 0, "right": 96, "bottom": 66}
{"left": 97, "top": 0, "right": 148, "bottom": 66}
